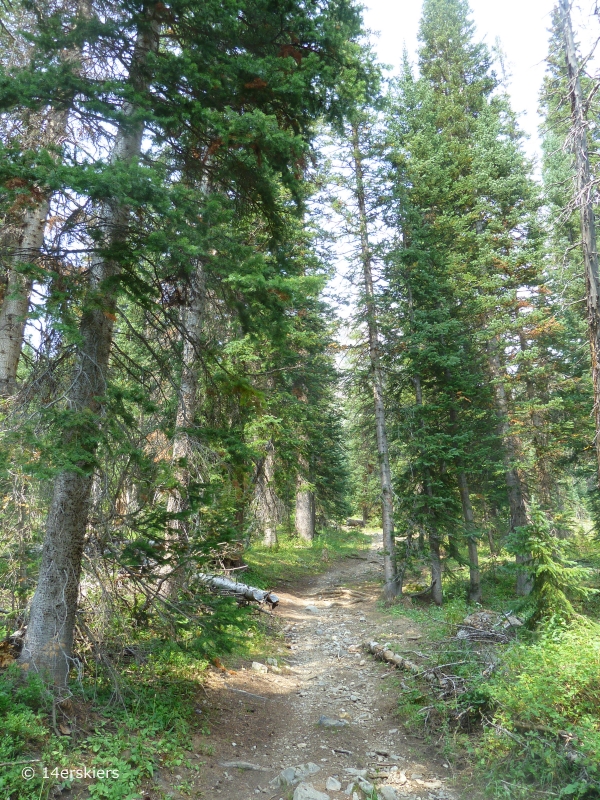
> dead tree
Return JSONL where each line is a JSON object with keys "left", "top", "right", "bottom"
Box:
{"left": 0, "top": 0, "right": 89, "bottom": 397}
{"left": 559, "top": 0, "right": 600, "bottom": 487}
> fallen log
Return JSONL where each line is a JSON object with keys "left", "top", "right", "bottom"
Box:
{"left": 366, "top": 641, "right": 457, "bottom": 693}
{"left": 197, "top": 574, "right": 279, "bottom": 608}
{"left": 367, "top": 641, "right": 423, "bottom": 678}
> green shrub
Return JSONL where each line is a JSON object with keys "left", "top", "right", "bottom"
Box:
{"left": 481, "top": 619, "right": 600, "bottom": 798}
{"left": 509, "top": 504, "right": 597, "bottom": 624}
{"left": 0, "top": 666, "right": 50, "bottom": 799}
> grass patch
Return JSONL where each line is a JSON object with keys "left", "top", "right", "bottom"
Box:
{"left": 244, "top": 525, "right": 371, "bottom": 588}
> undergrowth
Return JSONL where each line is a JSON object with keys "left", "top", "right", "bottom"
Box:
{"left": 386, "top": 552, "right": 600, "bottom": 800}
{"left": 0, "top": 638, "right": 215, "bottom": 800}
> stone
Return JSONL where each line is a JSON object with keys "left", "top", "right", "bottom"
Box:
{"left": 326, "top": 777, "right": 342, "bottom": 791}
{"left": 271, "top": 767, "right": 296, "bottom": 787}
{"left": 318, "top": 715, "right": 349, "bottom": 728}
{"left": 251, "top": 662, "right": 268, "bottom": 674}
{"left": 357, "top": 777, "right": 374, "bottom": 794}
{"left": 296, "top": 764, "right": 322, "bottom": 781}
{"left": 270, "top": 763, "right": 321, "bottom": 788}
{"left": 345, "top": 769, "right": 368, "bottom": 778}
{"left": 266, "top": 657, "right": 278, "bottom": 666}
{"left": 379, "top": 788, "right": 401, "bottom": 800}
{"left": 305, "top": 605, "right": 321, "bottom": 614}
{"left": 293, "top": 783, "right": 330, "bottom": 800}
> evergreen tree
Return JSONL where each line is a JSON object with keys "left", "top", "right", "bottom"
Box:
{"left": 383, "top": 0, "right": 547, "bottom": 602}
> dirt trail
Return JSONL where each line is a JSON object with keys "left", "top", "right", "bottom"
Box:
{"left": 180, "top": 532, "right": 463, "bottom": 800}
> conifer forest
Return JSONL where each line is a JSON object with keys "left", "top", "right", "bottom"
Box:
{"left": 2, "top": 0, "right": 600, "bottom": 798}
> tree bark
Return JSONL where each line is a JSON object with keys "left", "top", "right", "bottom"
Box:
{"left": 457, "top": 469, "right": 481, "bottom": 603}
{"left": 197, "top": 574, "right": 279, "bottom": 607}
{"left": 165, "top": 260, "right": 205, "bottom": 584}
{"left": 413, "top": 373, "right": 443, "bottom": 605}
{"left": 351, "top": 123, "right": 397, "bottom": 600}
{"left": 488, "top": 341, "right": 532, "bottom": 596}
{"left": 0, "top": 202, "right": 48, "bottom": 396}
{"left": 0, "top": 111, "right": 75, "bottom": 397}
{"left": 447, "top": 403, "right": 481, "bottom": 603}
{"left": 519, "top": 332, "right": 553, "bottom": 509}
{"left": 19, "top": 15, "right": 159, "bottom": 686}
{"left": 295, "top": 457, "right": 316, "bottom": 542}
{"left": 559, "top": 0, "right": 600, "bottom": 488}
{"left": 255, "top": 441, "right": 282, "bottom": 547}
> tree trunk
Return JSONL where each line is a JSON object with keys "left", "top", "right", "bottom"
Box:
{"left": 197, "top": 574, "right": 279, "bottom": 607}
{"left": 0, "top": 104, "right": 73, "bottom": 397}
{"left": 413, "top": 372, "right": 443, "bottom": 605}
{"left": 295, "top": 457, "right": 315, "bottom": 542}
{"left": 457, "top": 470, "right": 481, "bottom": 603}
{"left": 255, "top": 441, "right": 282, "bottom": 547}
{"left": 447, "top": 401, "right": 481, "bottom": 604}
{"left": 0, "top": 203, "right": 47, "bottom": 396}
{"left": 351, "top": 123, "right": 397, "bottom": 600}
{"left": 165, "top": 260, "right": 205, "bottom": 584}
{"left": 519, "top": 332, "right": 553, "bottom": 508}
{"left": 0, "top": 0, "right": 90, "bottom": 397}
{"left": 19, "top": 17, "right": 159, "bottom": 686}
{"left": 488, "top": 341, "right": 532, "bottom": 596}
{"left": 426, "top": 483, "right": 443, "bottom": 606}
{"left": 559, "top": 0, "right": 600, "bottom": 489}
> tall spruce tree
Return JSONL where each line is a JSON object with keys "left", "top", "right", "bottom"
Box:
{"left": 384, "top": 0, "right": 546, "bottom": 602}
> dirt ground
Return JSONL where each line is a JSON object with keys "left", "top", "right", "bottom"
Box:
{"left": 153, "top": 532, "right": 471, "bottom": 800}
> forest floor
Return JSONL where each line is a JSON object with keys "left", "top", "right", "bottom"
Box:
{"left": 163, "top": 531, "right": 473, "bottom": 800}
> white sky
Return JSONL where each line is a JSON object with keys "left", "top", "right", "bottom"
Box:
{"left": 361, "top": 0, "right": 599, "bottom": 162}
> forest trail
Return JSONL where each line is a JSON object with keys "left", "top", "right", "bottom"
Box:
{"left": 182, "top": 533, "right": 464, "bottom": 800}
